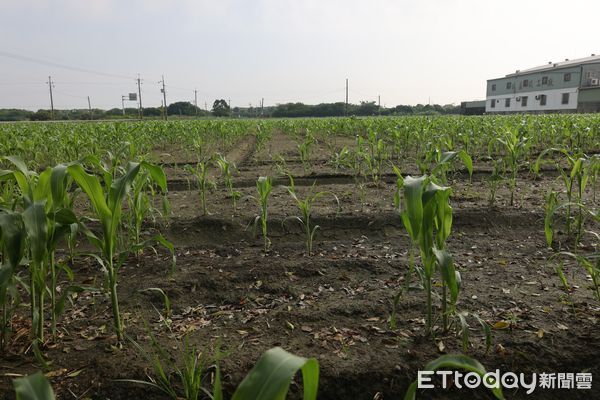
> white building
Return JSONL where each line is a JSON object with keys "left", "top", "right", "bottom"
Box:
{"left": 486, "top": 54, "right": 600, "bottom": 113}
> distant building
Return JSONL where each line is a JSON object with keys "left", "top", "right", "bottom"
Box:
{"left": 486, "top": 54, "right": 600, "bottom": 113}
{"left": 460, "top": 100, "right": 486, "bottom": 115}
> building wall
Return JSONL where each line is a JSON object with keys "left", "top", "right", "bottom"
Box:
{"left": 486, "top": 87, "right": 578, "bottom": 113}
{"left": 579, "top": 87, "right": 600, "bottom": 102}
{"left": 578, "top": 87, "right": 600, "bottom": 112}
{"left": 581, "top": 63, "right": 600, "bottom": 88}
{"left": 486, "top": 66, "right": 581, "bottom": 97}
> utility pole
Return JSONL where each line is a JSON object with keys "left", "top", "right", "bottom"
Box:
{"left": 121, "top": 96, "right": 126, "bottom": 115}
{"left": 261, "top": 98, "right": 264, "bottom": 116}
{"left": 345, "top": 78, "right": 348, "bottom": 117}
{"left": 378, "top": 94, "right": 381, "bottom": 116}
{"left": 137, "top": 74, "right": 143, "bottom": 119}
{"left": 194, "top": 89, "right": 198, "bottom": 116}
{"left": 160, "top": 75, "right": 167, "bottom": 121}
{"left": 47, "top": 76, "right": 55, "bottom": 120}
{"left": 87, "top": 96, "right": 92, "bottom": 120}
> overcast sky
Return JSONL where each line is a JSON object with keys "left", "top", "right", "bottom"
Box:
{"left": 1, "top": 0, "right": 599, "bottom": 110}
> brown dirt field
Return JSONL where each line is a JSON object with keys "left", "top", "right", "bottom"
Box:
{"left": 1, "top": 134, "right": 598, "bottom": 400}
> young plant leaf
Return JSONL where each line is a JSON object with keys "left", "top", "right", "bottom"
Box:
{"left": 232, "top": 347, "right": 319, "bottom": 400}
{"left": 13, "top": 371, "right": 56, "bottom": 400}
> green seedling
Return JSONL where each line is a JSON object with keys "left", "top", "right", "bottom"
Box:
{"left": 398, "top": 175, "right": 459, "bottom": 335}
{"left": 254, "top": 176, "right": 273, "bottom": 253}
{"left": 283, "top": 175, "right": 339, "bottom": 255}
{"left": 489, "top": 129, "right": 530, "bottom": 206}
{"left": 186, "top": 160, "right": 215, "bottom": 216}
{"left": 215, "top": 153, "right": 241, "bottom": 212}
{"left": 68, "top": 161, "right": 169, "bottom": 341}
{"left": 535, "top": 148, "right": 590, "bottom": 243}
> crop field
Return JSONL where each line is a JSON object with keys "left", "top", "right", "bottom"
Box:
{"left": 0, "top": 115, "right": 599, "bottom": 399}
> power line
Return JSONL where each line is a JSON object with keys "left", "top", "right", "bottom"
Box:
{"left": 349, "top": 88, "right": 374, "bottom": 99}
{"left": 54, "top": 81, "right": 130, "bottom": 86}
{"left": 0, "top": 82, "right": 45, "bottom": 86}
{"left": 0, "top": 50, "right": 133, "bottom": 80}
{"left": 53, "top": 89, "right": 88, "bottom": 99}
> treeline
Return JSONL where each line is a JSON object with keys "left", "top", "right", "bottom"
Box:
{"left": 228, "top": 101, "right": 461, "bottom": 118}
{"left": 0, "top": 102, "right": 211, "bottom": 121}
{"left": 265, "top": 102, "right": 461, "bottom": 118}
{"left": 0, "top": 100, "right": 461, "bottom": 121}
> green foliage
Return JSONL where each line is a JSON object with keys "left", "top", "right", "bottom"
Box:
{"left": 544, "top": 191, "right": 559, "bottom": 248}
{"left": 139, "top": 287, "right": 172, "bottom": 318}
{"left": 554, "top": 251, "right": 600, "bottom": 304}
{"left": 122, "top": 334, "right": 217, "bottom": 400}
{"left": 232, "top": 347, "right": 319, "bottom": 400}
{"left": 127, "top": 168, "right": 170, "bottom": 251}
{"left": 489, "top": 129, "right": 530, "bottom": 206}
{"left": 486, "top": 159, "right": 503, "bottom": 207}
{"left": 68, "top": 161, "right": 169, "bottom": 340}
{"left": 212, "top": 99, "right": 231, "bottom": 117}
{"left": 13, "top": 372, "right": 55, "bottom": 400}
{"left": 0, "top": 210, "right": 26, "bottom": 350}
{"left": 297, "top": 131, "right": 315, "bottom": 173}
{"left": 1, "top": 157, "right": 79, "bottom": 342}
{"left": 430, "top": 148, "right": 473, "bottom": 184}
{"left": 215, "top": 153, "right": 241, "bottom": 212}
{"left": 392, "top": 164, "right": 404, "bottom": 211}
{"left": 358, "top": 130, "right": 387, "bottom": 183}
{"left": 167, "top": 101, "right": 205, "bottom": 116}
{"left": 254, "top": 177, "right": 273, "bottom": 253}
{"left": 284, "top": 176, "right": 339, "bottom": 255}
{"left": 535, "top": 148, "right": 590, "bottom": 243}
{"left": 404, "top": 354, "right": 504, "bottom": 400}
{"left": 330, "top": 146, "right": 351, "bottom": 172}
{"left": 398, "top": 175, "right": 458, "bottom": 334}
{"left": 186, "top": 160, "right": 215, "bottom": 216}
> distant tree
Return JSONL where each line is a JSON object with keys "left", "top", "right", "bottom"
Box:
{"left": 30, "top": 110, "right": 52, "bottom": 121}
{"left": 272, "top": 103, "right": 311, "bottom": 118}
{"left": 0, "top": 109, "right": 34, "bottom": 121}
{"left": 212, "top": 99, "right": 231, "bottom": 117}
{"left": 143, "top": 107, "right": 162, "bottom": 117}
{"left": 355, "top": 101, "right": 379, "bottom": 116}
{"left": 442, "top": 104, "right": 461, "bottom": 114}
{"left": 105, "top": 108, "right": 124, "bottom": 116}
{"left": 168, "top": 101, "right": 202, "bottom": 116}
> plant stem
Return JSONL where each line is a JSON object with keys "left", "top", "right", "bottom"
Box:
{"left": 50, "top": 252, "right": 57, "bottom": 338}
{"left": 442, "top": 283, "right": 447, "bottom": 332}
{"left": 37, "top": 274, "right": 45, "bottom": 342}
{"left": 404, "top": 246, "right": 414, "bottom": 291}
{"left": 108, "top": 260, "right": 123, "bottom": 341}
{"left": 425, "top": 279, "right": 432, "bottom": 336}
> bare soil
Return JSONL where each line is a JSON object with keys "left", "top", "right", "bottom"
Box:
{"left": 1, "top": 134, "right": 598, "bottom": 400}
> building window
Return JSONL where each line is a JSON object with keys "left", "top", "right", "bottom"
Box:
{"left": 506, "top": 82, "right": 512, "bottom": 89}
{"left": 521, "top": 96, "right": 528, "bottom": 106}
{"left": 492, "top": 84, "right": 496, "bottom": 91}
{"left": 523, "top": 80, "right": 529, "bottom": 87}
{"left": 540, "top": 95, "right": 547, "bottom": 106}
{"left": 562, "top": 93, "right": 569, "bottom": 104}
{"left": 490, "top": 99, "right": 495, "bottom": 108}
{"left": 505, "top": 98, "right": 511, "bottom": 107}
{"left": 564, "top": 73, "right": 571, "bottom": 82}
{"left": 542, "top": 76, "right": 548, "bottom": 85}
